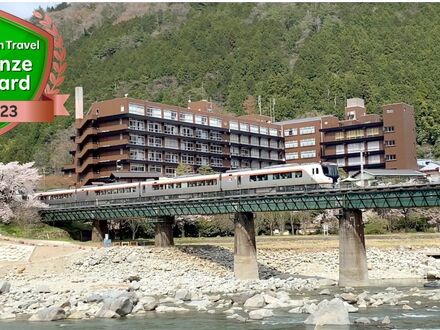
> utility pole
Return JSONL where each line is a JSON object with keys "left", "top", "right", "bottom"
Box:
{"left": 360, "top": 145, "right": 364, "bottom": 187}
{"left": 258, "top": 95, "right": 262, "bottom": 115}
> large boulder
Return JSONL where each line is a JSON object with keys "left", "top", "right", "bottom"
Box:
{"left": 249, "top": 309, "right": 273, "bottom": 320}
{"left": 0, "top": 281, "right": 10, "bottom": 294}
{"left": 142, "top": 296, "right": 158, "bottom": 311}
{"left": 96, "top": 297, "right": 133, "bottom": 317}
{"left": 304, "top": 299, "right": 350, "bottom": 326}
{"left": 243, "top": 294, "right": 265, "bottom": 308}
{"left": 29, "top": 307, "right": 66, "bottom": 322}
{"left": 175, "top": 289, "right": 191, "bottom": 301}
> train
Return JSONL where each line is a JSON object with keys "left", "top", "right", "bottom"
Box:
{"left": 35, "top": 162, "right": 339, "bottom": 206}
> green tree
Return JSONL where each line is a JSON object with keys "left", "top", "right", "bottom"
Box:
{"left": 176, "top": 163, "right": 193, "bottom": 176}
{"left": 197, "top": 165, "right": 215, "bottom": 175}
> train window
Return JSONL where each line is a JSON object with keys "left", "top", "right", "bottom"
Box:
{"left": 316, "top": 168, "right": 319, "bottom": 174}
{"left": 176, "top": 183, "right": 182, "bottom": 189}
{"left": 294, "top": 171, "right": 302, "bottom": 178}
{"left": 273, "top": 173, "right": 280, "bottom": 180}
{"left": 280, "top": 172, "right": 292, "bottom": 180}
{"left": 153, "top": 185, "right": 159, "bottom": 191}
{"left": 142, "top": 186, "right": 146, "bottom": 193}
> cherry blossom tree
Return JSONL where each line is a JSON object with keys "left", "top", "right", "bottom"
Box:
{"left": 0, "top": 162, "right": 44, "bottom": 223}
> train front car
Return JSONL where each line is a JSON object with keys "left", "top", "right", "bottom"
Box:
{"left": 321, "top": 162, "right": 340, "bottom": 184}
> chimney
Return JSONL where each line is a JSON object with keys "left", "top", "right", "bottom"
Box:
{"left": 75, "top": 86, "right": 83, "bottom": 120}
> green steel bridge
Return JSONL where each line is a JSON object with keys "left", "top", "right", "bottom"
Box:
{"left": 40, "top": 183, "right": 440, "bottom": 222}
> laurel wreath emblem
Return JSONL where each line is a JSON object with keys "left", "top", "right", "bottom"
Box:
{"left": 32, "top": 10, "right": 67, "bottom": 96}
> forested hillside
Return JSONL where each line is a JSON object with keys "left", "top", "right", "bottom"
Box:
{"left": 2, "top": 2, "right": 440, "bottom": 170}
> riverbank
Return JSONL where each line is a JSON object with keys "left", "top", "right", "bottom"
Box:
{"left": 0, "top": 235, "right": 440, "bottom": 326}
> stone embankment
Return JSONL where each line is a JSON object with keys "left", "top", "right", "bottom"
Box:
{"left": 0, "top": 244, "right": 439, "bottom": 325}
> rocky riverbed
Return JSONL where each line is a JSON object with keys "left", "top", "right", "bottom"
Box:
{"left": 1, "top": 243, "right": 440, "bottom": 326}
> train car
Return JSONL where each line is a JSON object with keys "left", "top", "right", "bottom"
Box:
{"left": 35, "top": 162, "right": 339, "bottom": 206}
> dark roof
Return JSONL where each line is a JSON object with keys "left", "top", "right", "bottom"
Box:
{"left": 109, "top": 172, "right": 162, "bottom": 179}
{"left": 352, "top": 169, "right": 425, "bottom": 178}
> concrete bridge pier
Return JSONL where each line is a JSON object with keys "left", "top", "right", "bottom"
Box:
{"left": 154, "top": 216, "right": 175, "bottom": 247}
{"left": 339, "top": 209, "right": 369, "bottom": 287}
{"left": 91, "top": 220, "right": 108, "bottom": 242}
{"left": 234, "top": 212, "right": 259, "bottom": 280}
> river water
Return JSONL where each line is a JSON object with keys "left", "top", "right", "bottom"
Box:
{"left": 3, "top": 286, "right": 440, "bottom": 330}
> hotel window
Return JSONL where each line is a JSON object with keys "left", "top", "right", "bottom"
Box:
{"left": 148, "top": 136, "right": 162, "bottom": 147}
{"left": 242, "top": 159, "right": 251, "bottom": 167}
{"left": 260, "top": 138, "right": 268, "bottom": 147}
{"left": 148, "top": 165, "right": 162, "bottom": 173}
{"left": 285, "top": 140, "right": 298, "bottom": 148}
{"left": 284, "top": 128, "right": 298, "bottom": 136}
{"left": 251, "top": 149, "right": 259, "bottom": 157}
{"left": 240, "top": 123, "right": 249, "bottom": 132}
{"left": 164, "top": 152, "right": 179, "bottom": 163}
{"left": 164, "top": 124, "right": 178, "bottom": 135}
{"left": 260, "top": 126, "right": 268, "bottom": 135}
{"left": 335, "top": 131, "right": 345, "bottom": 140}
{"left": 229, "top": 121, "right": 239, "bottom": 130}
{"left": 147, "top": 107, "right": 161, "bottom": 118}
{"left": 348, "top": 156, "right": 361, "bottom": 166}
{"left": 180, "top": 112, "right": 193, "bottom": 123}
{"left": 366, "top": 127, "right": 380, "bottom": 136}
{"left": 164, "top": 138, "right": 178, "bottom": 149}
{"left": 336, "top": 158, "right": 345, "bottom": 167}
{"left": 250, "top": 125, "right": 259, "bottom": 133}
{"left": 231, "top": 146, "right": 240, "bottom": 156}
{"left": 346, "top": 129, "right": 363, "bottom": 139}
{"left": 196, "top": 143, "right": 209, "bottom": 152}
{"left": 300, "top": 150, "right": 316, "bottom": 159}
{"left": 336, "top": 144, "right": 345, "bottom": 155}
{"left": 384, "top": 126, "right": 395, "bottom": 133}
{"left": 386, "top": 109, "right": 394, "bottom": 114}
{"left": 181, "top": 154, "right": 194, "bottom": 164}
{"left": 250, "top": 136, "right": 259, "bottom": 146}
{"left": 195, "top": 156, "right": 209, "bottom": 165}
{"left": 129, "top": 119, "right": 145, "bottom": 131}
{"left": 209, "top": 117, "right": 222, "bottom": 127}
{"left": 181, "top": 127, "right": 193, "bottom": 137}
{"left": 210, "top": 131, "right": 223, "bottom": 141}
{"left": 130, "top": 149, "right": 145, "bottom": 160}
{"left": 299, "top": 126, "right": 315, "bottom": 135}
{"left": 147, "top": 122, "right": 161, "bottom": 133}
{"left": 269, "top": 128, "right": 278, "bottom": 136}
{"left": 241, "top": 148, "right": 250, "bottom": 157}
{"left": 163, "top": 110, "right": 177, "bottom": 121}
{"left": 128, "top": 103, "right": 145, "bottom": 115}
{"left": 195, "top": 115, "right": 208, "bottom": 125}
{"left": 165, "top": 167, "right": 176, "bottom": 177}
{"left": 270, "top": 151, "right": 278, "bottom": 160}
{"left": 386, "top": 154, "right": 396, "bottom": 161}
{"left": 286, "top": 152, "right": 299, "bottom": 160}
{"left": 385, "top": 140, "right": 396, "bottom": 146}
{"left": 130, "top": 164, "right": 145, "bottom": 172}
{"left": 300, "top": 138, "right": 315, "bottom": 147}
{"left": 195, "top": 129, "right": 209, "bottom": 139}
{"left": 129, "top": 134, "right": 145, "bottom": 146}
{"left": 368, "top": 141, "right": 380, "bottom": 151}
{"left": 231, "top": 159, "right": 240, "bottom": 168}
{"left": 211, "top": 158, "right": 223, "bottom": 167}
{"left": 240, "top": 135, "right": 250, "bottom": 144}
{"left": 261, "top": 150, "right": 269, "bottom": 159}
{"left": 368, "top": 155, "right": 381, "bottom": 164}
{"left": 181, "top": 141, "right": 194, "bottom": 151}
{"left": 230, "top": 134, "right": 239, "bottom": 143}
{"left": 270, "top": 140, "right": 278, "bottom": 148}
{"left": 148, "top": 151, "right": 162, "bottom": 162}
{"left": 210, "top": 145, "right": 223, "bottom": 154}
{"left": 347, "top": 143, "right": 362, "bottom": 153}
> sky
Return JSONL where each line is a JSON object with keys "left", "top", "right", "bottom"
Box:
{"left": 0, "top": 2, "right": 59, "bottom": 19}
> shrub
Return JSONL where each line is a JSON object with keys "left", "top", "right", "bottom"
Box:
{"left": 364, "top": 216, "right": 388, "bottom": 235}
